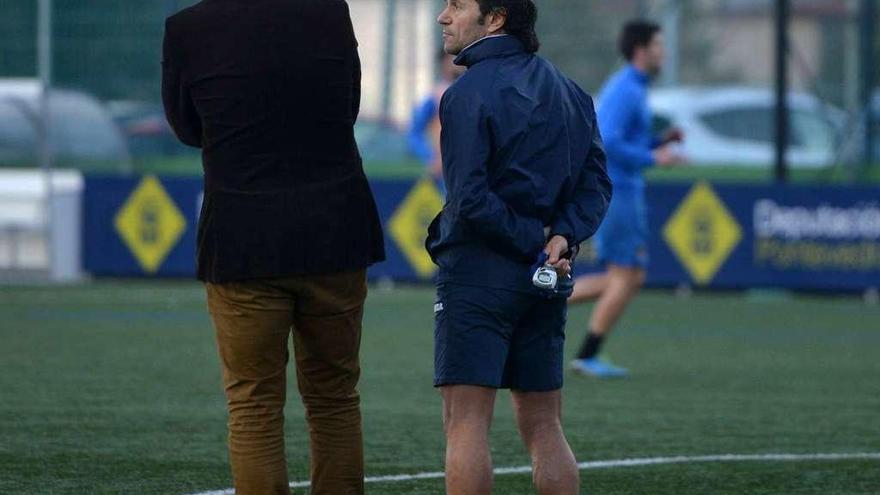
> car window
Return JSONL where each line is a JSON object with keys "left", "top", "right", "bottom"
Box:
{"left": 790, "top": 110, "right": 836, "bottom": 153}
{"left": 0, "top": 100, "right": 37, "bottom": 160}
{"left": 701, "top": 106, "right": 809, "bottom": 147}
{"left": 50, "top": 93, "right": 127, "bottom": 160}
{"left": 700, "top": 107, "right": 777, "bottom": 145}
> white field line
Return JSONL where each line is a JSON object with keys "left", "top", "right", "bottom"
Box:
{"left": 186, "top": 451, "right": 880, "bottom": 495}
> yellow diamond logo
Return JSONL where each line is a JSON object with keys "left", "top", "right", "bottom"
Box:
{"left": 389, "top": 178, "right": 444, "bottom": 278}
{"left": 114, "top": 176, "right": 187, "bottom": 274}
{"left": 663, "top": 182, "right": 742, "bottom": 285}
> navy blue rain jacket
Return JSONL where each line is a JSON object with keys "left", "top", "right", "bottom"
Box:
{"left": 426, "top": 35, "right": 612, "bottom": 293}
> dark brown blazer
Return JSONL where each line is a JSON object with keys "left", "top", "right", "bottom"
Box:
{"left": 162, "top": 0, "right": 385, "bottom": 282}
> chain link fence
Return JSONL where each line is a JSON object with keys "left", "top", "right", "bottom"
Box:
{"left": 0, "top": 0, "right": 877, "bottom": 279}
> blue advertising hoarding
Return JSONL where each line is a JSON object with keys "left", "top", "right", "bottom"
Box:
{"left": 84, "top": 176, "right": 203, "bottom": 277}
{"left": 83, "top": 175, "right": 880, "bottom": 291}
{"left": 576, "top": 182, "right": 880, "bottom": 291}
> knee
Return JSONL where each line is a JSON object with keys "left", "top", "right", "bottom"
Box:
{"left": 443, "top": 410, "right": 491, "bottom": 438}
{"left": 615, "top": 270, "right": 645, "bottom": 292}
{"left": 632, "top": 271, "right": 646, "bottom": 290}
{"left": 227, "top": 400, "right": 286, "bottom": 440}
{"left": 302, "top": 391, "right": 360, "bottom": 412}
{"left": 516, "top": 410, "right": 561, "bottom": 444}
{"left": 441, "top": 386, "right": 496, "bottom": 439}
{"left": 443, "top": 405, "right": 492, "bottom": 439}
{"left": 227, "top": 387, "right": 286, "bottom": 422}
{"left": 513, "top": 399, "right": 560, "bottom": 439}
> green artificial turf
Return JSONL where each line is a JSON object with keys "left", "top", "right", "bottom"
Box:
{"left": 0, "top": 282, "right": 878, "bottom": 494}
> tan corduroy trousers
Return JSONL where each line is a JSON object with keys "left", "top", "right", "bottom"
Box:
{"left": 205, "top": 270, "right": 367, "bottom": 495}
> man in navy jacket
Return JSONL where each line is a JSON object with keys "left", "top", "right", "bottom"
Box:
{"left": 427, "top": 1, "right": 611, "bottom": 493}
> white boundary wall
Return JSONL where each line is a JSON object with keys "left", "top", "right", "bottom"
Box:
{"left": 0, "top": 169, "right": 83, "bottom": 282}
{"left": 350, "top": 0, "right": 437, "bottom": 125}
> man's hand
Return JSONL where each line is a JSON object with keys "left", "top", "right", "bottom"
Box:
{"left": 543, "top": 235, "right": 571, "bottom": 277}
{"left": 653, "top": 145, "right": 685, "bottom": 168}
{"left": 661, "top": 127, "right": 685, "bottom": 145}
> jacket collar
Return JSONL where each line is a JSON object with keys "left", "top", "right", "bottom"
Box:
{"left": 454, "top": 34, "right": 525, "bottom": 68}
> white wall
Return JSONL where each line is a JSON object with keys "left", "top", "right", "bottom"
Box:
{"left": 350, "top": 0, "right": 437, "bottom": 124}
{"left": 0, "top": 170, "right": 83, "bottom": 280}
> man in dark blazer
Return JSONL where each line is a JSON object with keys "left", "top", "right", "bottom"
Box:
{"left": 162, "top": 1, "right": 384, "bottom": 493}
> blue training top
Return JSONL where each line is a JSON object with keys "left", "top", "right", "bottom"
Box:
{"left": 597, "top": 64, "right": 658, "bottom": 194}
{"left": 408, "top": 95, "right": 438, "bottom": 165}
{"left": 426, "top": 35, "right": 612, "bottom": 293}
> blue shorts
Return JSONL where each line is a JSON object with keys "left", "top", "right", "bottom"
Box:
{"left": 434, "top": 283, "right": 567, "bottom": 392}
{"left": 594, "top": 191, "right": 649, "bottom": 268}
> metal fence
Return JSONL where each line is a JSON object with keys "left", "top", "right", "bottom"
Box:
{"left": 0, "top": 0, "right": 877, "bottom": 280}
{"left": 0, "top": 1, "right": 875, "bottom": 161}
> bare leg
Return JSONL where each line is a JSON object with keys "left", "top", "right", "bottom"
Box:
{"left": 567, "top": 272, "right": 609, "bottom": 304}
{"left": 511, "top": 390, "right": 578, "bottom": 495}
{"left": 589, "top": 265, "right": 645, "bottom": 336}
{"left": 442, "top": 385, "right": 497, "bottom": 495}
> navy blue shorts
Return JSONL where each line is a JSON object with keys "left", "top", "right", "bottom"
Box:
{"left": 433, "top": 283, "right": 567, "bottom": 392}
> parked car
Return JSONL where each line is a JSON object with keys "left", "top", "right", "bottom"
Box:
{"left": 648, "top": 86, "right": 845, "bottom": 168}
{"left": 108, "top": 104, "right": 417, "bottom": 165}
{"left": 0, "top": 79, "right": 131, "bottom": 173}
{"left": 107, "top": 100, "right": 196, "bottom": 159}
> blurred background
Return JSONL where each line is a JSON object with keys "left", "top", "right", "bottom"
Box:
{"left": 0, "top": 0, "right": 877, "bottom": 286}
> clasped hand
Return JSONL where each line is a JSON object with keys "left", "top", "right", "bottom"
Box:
{"left": 543, "top": 234, "right": 571, "bottom": 277}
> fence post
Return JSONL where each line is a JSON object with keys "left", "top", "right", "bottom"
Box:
{"left": 37, "top": 0, "right": 56, "bottom": 279}
{"left": 661, "top": 0, "right": 681, "bottom": 87}
{"left": 774, "top": 0, "right": 790, "bottom": 183}
{"left": 860, "top": 0, "right": 877, "bottom": 172}
{"left": 382, "top": 0, "right": 398, "bottom": 122}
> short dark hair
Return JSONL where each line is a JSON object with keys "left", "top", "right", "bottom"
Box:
{"left": 619, "top": 20, "right": 661, "bottom": 61}
{"left": 476, "top": 0, "right": 540, "bottom": 53}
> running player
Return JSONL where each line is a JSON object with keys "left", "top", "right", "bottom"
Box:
{"left": 569, "top": 20, "right": 684, "bottom": 379}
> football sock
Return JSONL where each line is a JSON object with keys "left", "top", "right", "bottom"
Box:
{"left": 577, "top": 332, "right": 604, "bottom": 360}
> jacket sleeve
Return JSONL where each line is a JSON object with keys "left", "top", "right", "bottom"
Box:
{"left": 550, "top": 98, "right": 613, "bottom": 245}
{"left": 161, "top": 18, "right": 202, "bottom": 148}
{"left": 599, "top": 85, "right": 653, "bottom": 171}
{"left": 440, "top": 91, "right": 546, "bottom": 260}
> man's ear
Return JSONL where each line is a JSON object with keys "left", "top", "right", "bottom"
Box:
{"left": 485, "top": 8, "right": 507, "bottom": 34}
{"left": 631, "top": 45, "right": 646, "bottom": 65}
